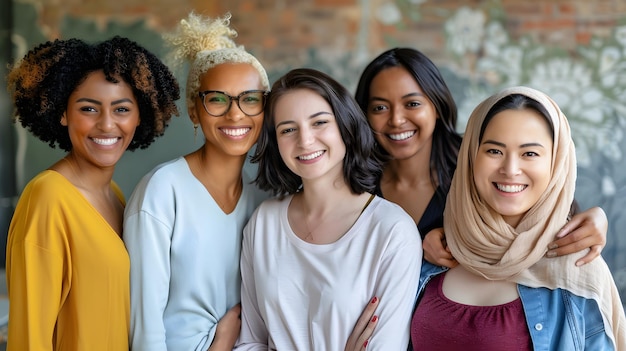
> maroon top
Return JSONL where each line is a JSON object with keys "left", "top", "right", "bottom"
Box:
{"left": 411, "top": 272, "right": 532, "bottom": 351}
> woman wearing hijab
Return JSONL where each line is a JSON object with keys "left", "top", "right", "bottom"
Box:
{"left": 411, "top": 86, "right": 625, "bottom": 350}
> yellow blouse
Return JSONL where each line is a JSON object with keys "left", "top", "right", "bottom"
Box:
{"left": 6, "top": 170, "right": 130, "bottom": 351}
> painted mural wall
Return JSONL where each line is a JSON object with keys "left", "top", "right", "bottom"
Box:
{"left": 6, "top": 0, "right": 626, "bottom": 307}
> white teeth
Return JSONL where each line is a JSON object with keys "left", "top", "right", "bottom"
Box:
{"left": 223, "top": 128, "right": 250, "bottom": 136}
{"left": 92, "top": 138, "right": 118, "bottom": 146}
{"left": 298, "top": 151, "right": 324, "bottom": 161}
{"left": 388, "top": 131, "right": 415, "bottom": 141}
{"left": 496, "top": 184, "right": 527, "bottom": 193}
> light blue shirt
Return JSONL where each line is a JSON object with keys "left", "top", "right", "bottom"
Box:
{"left": 415, "top": 262, "right": 615, "bottom": 351}
{"left": 123, "top": 157, "right": 268, "bottom": 351}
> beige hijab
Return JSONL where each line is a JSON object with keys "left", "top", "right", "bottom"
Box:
{"left": 444, "top": 86, "right": 625, "bottom": 348}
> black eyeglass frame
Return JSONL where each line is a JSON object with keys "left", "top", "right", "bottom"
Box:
{"left": 197, "top": 89, "right": 269, "bottom": 117}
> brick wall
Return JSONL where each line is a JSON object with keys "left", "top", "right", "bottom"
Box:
{"left": 23, "top": 0, "right": 626, "bottom": 71}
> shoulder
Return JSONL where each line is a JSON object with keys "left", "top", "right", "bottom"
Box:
{"left": 128, "top": 158, "right": 188, "bottom": 197}
{"left": 125, "top": 157, "right": 189, "bottom": 212}
{"left": 18, "top": 170, "right": 73, "bottom": 203}
{"left": 368, "top": 196, "right": 419, "bottom": 231}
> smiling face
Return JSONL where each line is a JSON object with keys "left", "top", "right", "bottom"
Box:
{"left": 473, "top": 108, "right": 553, "bottom": 227}
{"left": 366, "top": 66, "right": 437, "bottom": 161}
{"left": 273, "top": 88, "right": 346, "bottom": 183}
{"left": 61, "top": 70, "right": 139, "bottom": 169}
{"left": 191, "top": 62, "right": 265, "bottom": 157}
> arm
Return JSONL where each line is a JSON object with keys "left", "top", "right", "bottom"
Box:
{"left": 344, "top": 297, "right": 379, "bottom": 351}
{"left": 366, "top": 219, "right": 422, "bottom": 350}
{"left": 209, "top": 304, "right": 242, "bottom": 351}
{"left": 422, "top": 228, "right": 458, "bottom": 268}
{"left": 6, "top": 183, "right": 66, "bottom": 351}
{"left": 123, "top": 199, "right": 173, "bottom": 351}
{"left": 546, "top": 206, "right": 607, "bottom": 266}
{"left": 234, "top": 215, "right": 269, "bottom": 351}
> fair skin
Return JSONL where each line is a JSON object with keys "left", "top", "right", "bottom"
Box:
{"left": 442, "top": 107, "right": 553, "bottom": 305}
{"left": 274, "top": 88, "right": 377, "bottom": 351}
{"left": 274, "top": 89, "right": 371, "bottom": 244}
{"left": 54, "top": 70, "right": 139, "bottom": 235}
{"left": 367, "top": 66, "right": 606, "bottom": 268}
{"left": 185, "top": 62, "right": 264, "bottom": 351}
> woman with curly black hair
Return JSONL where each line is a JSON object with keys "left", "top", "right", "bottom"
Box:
{"left": 5, "top": 36, "right": 180, "bottom": 351}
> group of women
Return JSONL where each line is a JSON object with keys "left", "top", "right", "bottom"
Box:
{"left": 6, "top": 11, "right": 625, "bottom": 351}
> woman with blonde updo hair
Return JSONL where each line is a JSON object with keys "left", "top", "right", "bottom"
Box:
{"left": 123, "top": 12, "right": 270, "bottom": 351}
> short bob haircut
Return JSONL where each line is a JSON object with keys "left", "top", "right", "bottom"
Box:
{"left": 252, "top": 68, "right": 384, "bottom": 197}
{"left": 354, "top": 47, "right": 462, "bottom": 194}
{"left": 7, "top": 36, "right": 180, "bottom": 152}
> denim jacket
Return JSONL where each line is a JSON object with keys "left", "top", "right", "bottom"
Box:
{"left": 415, "top": 262, "right": 615, "bottom": 351}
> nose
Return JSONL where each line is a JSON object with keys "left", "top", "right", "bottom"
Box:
{"left": 297, "top": 126, "right": 314, "bottom": 147}
{"left": 388, "top": 107, "right": 406, "bottom": 127}
{"left": 225, "top": 99, "right": 244, "bottom": 122}
{"left": 500, "top": 154, "right": 521, "bottom": 176}
{"left": 97, "top": 110, "right": 115, "bottom": 131}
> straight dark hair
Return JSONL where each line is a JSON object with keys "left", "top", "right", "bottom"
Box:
{"left": 355, "top": 47, "right": 462, "bottom": 193}
{"left": 480, "top": 93, "right": 554, "bottom": 142}
{"left": 252, "top": 68, "right": 384, "bottom": 197}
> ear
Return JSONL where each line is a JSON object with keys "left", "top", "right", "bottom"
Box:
{"left": 188, "top": 105, "right": 199, "bottom": 125}
{"left": 60, "top": 112, "right": 68, "bottom": 126}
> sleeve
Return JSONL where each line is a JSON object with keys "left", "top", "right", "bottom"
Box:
{"left": 6, "top": 184, "right": 68, "bottom": 351}
{"left": 582, "top": 296, "right": 617, "bottom": 350}
{"left": 234, "top": 209, "right": 270, "bottom": 351}
{"left": 368, "top": 215, "right": 422, "bottom": 350}
{"left": 123, "top": 183, "right": 173, "bottom": 351}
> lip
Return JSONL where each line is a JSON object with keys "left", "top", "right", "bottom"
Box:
{"left": 90, "top": 137, "right": 121, "bottom": 146}
{"left": 297, "top": 150, "right": 325, "bottom": 162}
{"left": 220, "top": 126, "right": 252, "bottom": 138}
{"left": 493, "top": 182, "right": 528, "bottom": 194}
{"left": 386, "top": 130, "right": 416, "bottom": 141}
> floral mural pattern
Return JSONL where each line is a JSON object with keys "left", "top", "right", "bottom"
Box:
{"left": 8, "top": 1, "right": 625, "bottom": 306}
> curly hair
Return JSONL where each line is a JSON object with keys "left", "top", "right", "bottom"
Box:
{"left": 6, "top": 36, "right": 180, "bottom": 151}
{"left": 163, "top": 12, "right": 269, "bottom": 111}
{"left": 354, "top": 47, "right": 462, "bottom": 194}
{"left": 252, "top": 68, "right": 384, "bottom": 197}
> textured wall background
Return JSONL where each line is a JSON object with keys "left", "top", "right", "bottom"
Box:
{"left": 4, "top": 0, "right": 626, "bottom": 306}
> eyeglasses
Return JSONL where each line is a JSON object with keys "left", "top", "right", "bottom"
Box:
{"left": 198, "top": 90, "right": 269, "bottom": 117}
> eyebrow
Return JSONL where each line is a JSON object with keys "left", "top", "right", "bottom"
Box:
{"left": 75, "top": 98, "right": 135, "bottom": 105}
{"left": 275, "top": 111, "right": 332, "bottom": 127}
{"left": 370, "top": 92, "right": 424, "bottom": 102}
{"left": 482, "top": 140, "right": 546, "bottom": 148}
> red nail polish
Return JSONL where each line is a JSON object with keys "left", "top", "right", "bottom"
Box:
{"left": 371, "top": 315, "right": 378, "bottom": 323}
{"left": 363, "top": 340, "right": 368, "bottom": 348}
{"left": 370, "top": 296, "right": 377, "bottom": 304}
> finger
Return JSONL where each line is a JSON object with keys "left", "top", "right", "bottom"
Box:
{"left": 555, "top": 214, "right": 584, "bottom": 238}
{"left": 549, "top": 228, "right": 588, "bottom": 249}
{"left": 345, "top": 297, "right": 379, "bottom": 351}
{"left": 575, "top": 245, "right": 603, "bottom": 266}
{"left": 356, "top": 315, "right": 378, "bottom": 351}
{"left": 439, "top": 258, "right": 459, "bottom": 268}
{"left": 546, "top": 236, "right": 596, "bottom": 258}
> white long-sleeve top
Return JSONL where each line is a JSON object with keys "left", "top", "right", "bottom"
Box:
{"left": 123, "top": 157, "right": 267, "bottom": 351}
{"left": 235, "top": 195, "right": 422, "bottom": 351}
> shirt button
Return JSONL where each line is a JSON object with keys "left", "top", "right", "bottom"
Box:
{"left": 534, "top": 323, "right": 543, "bottom": 331}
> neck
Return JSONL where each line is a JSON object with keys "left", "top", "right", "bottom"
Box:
{"left": 385, "top": 148, "right": 433, "bottom": 186}
{"left": 62, "top": 153, "right": 115, "bottom": 192}
{"left": 193, "top": 145, "right": 246, "bottom": 188}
